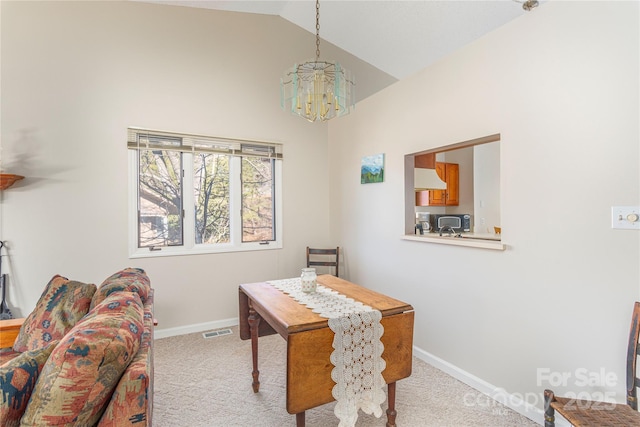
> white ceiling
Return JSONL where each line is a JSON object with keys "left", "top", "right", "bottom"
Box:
{"left": 134, "top": 1, "right": 537, "bottom": 80}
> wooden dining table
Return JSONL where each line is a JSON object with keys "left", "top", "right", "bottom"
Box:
{"left": 238, "top": 274, "right": 414, "bottom": 427}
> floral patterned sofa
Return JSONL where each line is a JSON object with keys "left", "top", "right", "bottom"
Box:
{"left": 0, "top": 268, "right": 154, "bottom": 427}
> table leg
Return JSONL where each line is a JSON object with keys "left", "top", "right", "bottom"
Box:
{"left": 248, "top": 304, "right": 261, "bottom": 393}
{"left": 386, "top": 381, "right": 397, "bottom": 427}
{"left": 296, "top": 412, "right": 305, "bottom": 427}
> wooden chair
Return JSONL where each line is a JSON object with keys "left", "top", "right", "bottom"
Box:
{"left": 306, "top": 247, "right": 340, "bottom": 277}
{"left": 544, "top": 301, "right": 640, "bottom": 426}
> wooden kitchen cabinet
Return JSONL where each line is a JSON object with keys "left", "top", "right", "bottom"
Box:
{"left": 415, "top": 162, "right": 459, "bottom": 206}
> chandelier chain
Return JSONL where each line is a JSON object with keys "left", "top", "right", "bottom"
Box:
{"left": 280, "top": 0, "right": 355, "bottom": 122}
{"left": 315, "top": 0, "right": 320, "bottom": 61}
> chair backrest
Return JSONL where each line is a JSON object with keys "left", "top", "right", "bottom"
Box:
{"left": 627, "top": 301, "right": 640, "bottom": 409}
{"left": 306, "top": 247, "right": 340, "bottom": 277}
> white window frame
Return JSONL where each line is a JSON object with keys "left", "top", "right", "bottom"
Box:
{"left": 127, "top": 128, "right": 283, "bottom": 258}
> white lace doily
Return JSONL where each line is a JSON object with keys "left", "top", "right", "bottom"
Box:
{"left": 268, "top": 278, "right": 386, "bottom": 427}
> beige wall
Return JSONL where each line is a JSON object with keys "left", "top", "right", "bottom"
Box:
{"left": 0, "top": 1, "right": 395, "bottom": 333}
{"left": 329, "top": 0, "right": 639, "bottom": 418}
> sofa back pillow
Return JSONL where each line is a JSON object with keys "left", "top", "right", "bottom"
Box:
{"left": 0, "top": 341, "right": 58, "bottom": 427}
{"left": 20, "top": 291, "right": 144, "bottom": 427}
{"left": 91, "top": 267, "right": 151, "bottom": 309}
{"left": 13, "top": 275, "right": 96, "bottom": 353}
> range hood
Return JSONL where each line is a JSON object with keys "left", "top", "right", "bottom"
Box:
{"left": 414, "top": 168, "right": 446, "bottom": 191}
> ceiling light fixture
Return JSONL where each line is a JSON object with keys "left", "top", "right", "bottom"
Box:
{"left": 280, "top": 0, "right": 355, "bottom": 122}
{"left": 516, "top": 0, "right": 539, "bottom": 11}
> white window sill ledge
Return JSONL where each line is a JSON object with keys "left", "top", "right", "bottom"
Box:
{"left": 402, "top": 234, "right": 506, "bottom": 251}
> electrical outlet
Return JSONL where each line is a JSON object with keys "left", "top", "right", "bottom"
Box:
{"left": 611, "top": 206, "right": 640, "bottom": 230}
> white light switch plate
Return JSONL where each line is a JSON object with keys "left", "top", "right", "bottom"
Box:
{"left": 611, "top": 206, "right": 640, "bottom": 230}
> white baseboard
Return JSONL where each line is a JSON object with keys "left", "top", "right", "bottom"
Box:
{"left": 412, "top": 345, "right": 566, "bottom": 427}
{"left": 154, "top": 317, "right": 239, "bottom": 339}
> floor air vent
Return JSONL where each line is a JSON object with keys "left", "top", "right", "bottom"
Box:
{"left": 202, "top": 328, "right": 232, "bottom": 339}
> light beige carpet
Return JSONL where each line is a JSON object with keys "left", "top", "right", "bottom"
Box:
{"left": 153, "top": 326, "right": 539, "bottom": 426}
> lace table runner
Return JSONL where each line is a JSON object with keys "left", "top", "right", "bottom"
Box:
{"left": 267, "top": 278, "right": 386, "bottom": 427}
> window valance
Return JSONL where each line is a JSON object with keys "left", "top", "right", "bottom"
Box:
{"left": 127, "top": 127, "right": 283, "bottom": 159}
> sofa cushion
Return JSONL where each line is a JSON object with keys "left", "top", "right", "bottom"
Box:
{"left": 98, "top": 289, "right": 154, "bottom": 427}
{"left": 13, "top": 275, "right": 96, "bottom": 353}
{"left": 97, "top": 341, "right": 152, "bottom": 426}
{"left": 91, "top": 268, "right": 151, "bottom": 309}
{"left": 0, "top": 341, "right": 58, "bottom": 427}
{"left": 20, "top": 291, "right": 144, "bottom": 427}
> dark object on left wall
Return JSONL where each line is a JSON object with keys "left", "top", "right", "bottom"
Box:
{"left": 0, "top": 240, "right": 13, "bottom": 320}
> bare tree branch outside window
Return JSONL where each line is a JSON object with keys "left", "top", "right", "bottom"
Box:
{"left": 138, "top": 150, "right": 183, "bottom": 247}
{"left": 242, "top": 157, "right": 274, "bottom": 242}
{"left": 194, "top": 153, "right": 230, "bottom": 244}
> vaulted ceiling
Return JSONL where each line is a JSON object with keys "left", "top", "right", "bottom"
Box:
{"left": 134, "top": 1, "right": 539, "bottom": 80}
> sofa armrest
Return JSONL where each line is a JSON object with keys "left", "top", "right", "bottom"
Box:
{"left": 0, "top": 317, "right": 25, "bottom": 349}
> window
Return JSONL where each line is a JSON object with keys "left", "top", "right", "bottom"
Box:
{"left": 128, "top": 128, "right": 283, "bottom": 257}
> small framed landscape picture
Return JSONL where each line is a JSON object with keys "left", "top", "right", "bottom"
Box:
{"left": 361, "top": 153, "right": 385, "bottom": 184}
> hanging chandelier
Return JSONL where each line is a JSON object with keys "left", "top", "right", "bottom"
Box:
{"left": 280, "top": 0, "right": 355, "bottom": 122}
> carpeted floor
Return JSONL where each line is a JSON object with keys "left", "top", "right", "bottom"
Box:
{"left": 153, "top": 326, "right": 540, "bottom": 426}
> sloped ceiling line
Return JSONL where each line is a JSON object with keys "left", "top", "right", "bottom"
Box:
{"left": 133, "top": 0, "right": 531, "bottom": 80}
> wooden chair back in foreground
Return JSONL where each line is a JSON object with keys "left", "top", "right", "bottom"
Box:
{"left": 544, "top": 301, "right": 640, "bottom": 426}
{"left": 306, "top": 247, "right": 340, "bottom": 278}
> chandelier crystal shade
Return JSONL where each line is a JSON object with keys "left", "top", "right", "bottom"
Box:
{"left": 280, "top": 0, "right": 355, "bottom": 122}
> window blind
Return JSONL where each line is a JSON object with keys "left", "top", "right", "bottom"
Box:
{"left": 127, "top": 127, "right": 283, "bottom": 159}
